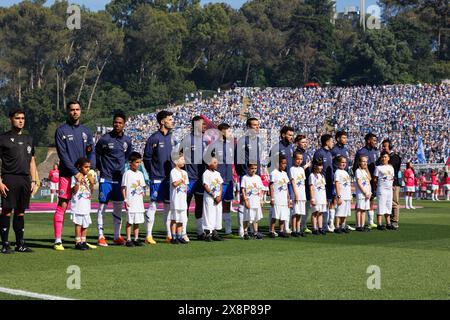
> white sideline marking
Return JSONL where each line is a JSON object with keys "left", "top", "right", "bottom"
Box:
{"left": 0, "top": 286, "right": 75, "bottom": 300}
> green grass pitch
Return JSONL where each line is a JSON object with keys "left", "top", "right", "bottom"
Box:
{"left": 0, "top": 200, "right": 449, "bottom": 300}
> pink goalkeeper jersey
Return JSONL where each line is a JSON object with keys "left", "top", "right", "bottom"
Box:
{"left": 420, "top": 176, "right": 427, "bottom": 188}
{"left": 404, "top": 169, "right": 415, "bottom": 187}
{"left": 431, "top": 173, "right": 438, "bottom": 185}
{"left": 49, "top": 169, "right": 59, "bottom": 183}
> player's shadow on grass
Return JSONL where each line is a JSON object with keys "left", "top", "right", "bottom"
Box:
{"left": 254, "top": 223, "right": 450, "bottom": 249}
{"left": 23, "top": 221, "right": 450, "bottom": 250}
{"left": 21, "top": 239, "right": 59, "bottom": 249}
{"left": 147, "top": 231, "right": 170, "bottom": 239}
{"left": 24, "top": 233, "right": 121, "bottom": 249}
{"left": 219, "top": 223, "right": 450, "bottom": 247}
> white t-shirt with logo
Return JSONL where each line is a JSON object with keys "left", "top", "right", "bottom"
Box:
{"left": 309, "top": 173, "right": 327, "bottom": 205}
{"left": 241, "top": 174, "right": 264, "bottom": 208}
{"left": 70, "top": 176, "right": 91, "bottom": 215}
{"left": 334, "top": 169, "right": 352, "bottom": 200}
{"left": 355, "top": 168, "right": 371, "bottom": 199}
{"left": 374, "top": 165, "right": 394, "bottom": 193}
{"left": 170, "top": 168, "right": 189, "bottom": 210}
{"left": 121, "top": 169, "right": 146, "bottom": 213}
{"left": 290, "top": 166, "right": 306, "bottom": 201}
{"left": 270, "top": 169, "right": 289, "bottom": 206}
{"left": 203, "top": 169, "right": 223, "bottom": 200}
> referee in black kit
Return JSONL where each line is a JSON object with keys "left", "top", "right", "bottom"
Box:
{"left": 0, "top": 110, "right": 38, "bottom": 254}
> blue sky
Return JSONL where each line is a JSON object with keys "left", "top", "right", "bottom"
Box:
{"left": 1, "top": 0, "right": 378, "bottom": 12}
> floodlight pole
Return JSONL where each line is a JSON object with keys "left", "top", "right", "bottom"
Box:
{"left": 360, "top": 0, "right": 366, "bottom": 31}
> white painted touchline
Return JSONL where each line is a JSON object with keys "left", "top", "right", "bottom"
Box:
{"left": 0, "top": 286, "right": 75, "bottom": 300}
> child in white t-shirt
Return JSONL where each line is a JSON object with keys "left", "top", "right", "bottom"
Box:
{"left": 202, "top": 158, "right": 224, "bottom": 241}
{"left": 170, "top": 155, "right": 189, "bottom": 244}
{"left": 240, "top": 163, "right": 265, "bottom": 240}
{"left": 355, "top": 155, "right": 371, "bottom": 231}
{"left": 374, "top": 151, "right": 395, "bottom": 230}
{"left": 70, "top": 157, "right": 96, "bottom": 250}
{"left": 121, "top": 152, "right": 146, "bottom": 247}
{"left": 290, "top": 151, "right": 307, "bottom": 237}
{"left": 309, "top": 159, "right": 327, "bottom": 235}
{"left": 269, "top": 155, "right": 291, "bottom": 238}
{"left": 334, "top": 156, "right": 352, "bottom": 234}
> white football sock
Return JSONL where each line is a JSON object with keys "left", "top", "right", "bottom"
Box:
{"left": 238, "top": 205, "right": 245, "bottom": 236}
{"left": 97, "top": 203, "right": 107, "bottom": 237}
{"left": 145, "top": 201, "right": 156, "bottom": 236}
{"left": 163, "top": 203, "right": 171, "bottom": 237}
{"left": 50, "top": 193, "right": 54, "bottom": 203}
{"left": 329, "top": 209, "right": 336, "bottom": 229}
{"left": 182, "top": 213, "right": 188, "bottom": 236}
{"left": 368, "top": 210, "right": 374, "bottom": 225}
{"left": 285, "top": 211, "right": 290, "bottom": 232}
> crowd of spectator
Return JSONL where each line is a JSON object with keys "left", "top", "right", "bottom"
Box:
{"left": 124, "top": 84, "right": 449, "bottom": 164}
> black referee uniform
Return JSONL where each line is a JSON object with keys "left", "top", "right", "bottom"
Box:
{"left": 0, "top": 130, "right": 35, "bottom": 253}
